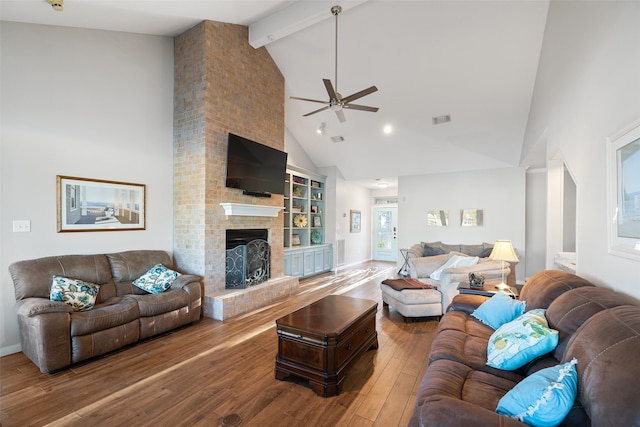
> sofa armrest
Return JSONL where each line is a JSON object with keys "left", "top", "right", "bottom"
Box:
{"left": 446, "top": 294, "right": 491, "bottom": 314}
{"left": 15, "top": 298, "right": 72, "bottom": 373}
{"left": 411, "top": 395, "right": 527, "bottom": 427}
{"left": 16, "top": 297, "right": 73, "bottom": 317}
{"left": 171, "top": 274, "right": 202, "bottom": 321}
{"left": 171, "top": 274, "right": 202, "bottom": 289}
{"left": 408, "top": 254, "right": 448, "bottom": 279}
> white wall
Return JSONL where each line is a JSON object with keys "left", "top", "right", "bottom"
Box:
{"left": 320, "top": 166, "right": 373, "bottom": 267}
{"left": 0, "top": 23, "right": 175, "bottom": 355}
{"left": 398, "top": 167, "right": 527, "bottom": 282}
{"left": 524, "top": 1, "right": 640, "bottom": 296}
{"left": 525, "top": 169, "right": 547, "bottom": 279}
{"left": 284, "top": 128, "right": 318, "bottom": 173}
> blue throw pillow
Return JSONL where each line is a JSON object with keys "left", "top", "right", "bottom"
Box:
{"left": 472, "top": 292, "right": 526, "bottom": 329}
{"left": 487, "top": 309, "right": 559, "bottom": 370}
{"left": 497, "top": 358, "right": 578, "bottom": 427}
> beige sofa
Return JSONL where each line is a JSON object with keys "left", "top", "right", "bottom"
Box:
{"left": 9, "top": 250, "right": 202, "bottom": 373}
{"left": 381, "top": 242, "right": 509, "bottom": 320}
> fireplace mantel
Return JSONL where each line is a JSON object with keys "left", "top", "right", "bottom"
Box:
{"left": 219, "top": 203, "right": 283, "bottom": 217}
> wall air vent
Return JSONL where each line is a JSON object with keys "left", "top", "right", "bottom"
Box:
{"left": 331, "top": 136, "right": 345, "bottom": 143}
{"left": 432, "top": 114, "right": 451, "bottom": 125}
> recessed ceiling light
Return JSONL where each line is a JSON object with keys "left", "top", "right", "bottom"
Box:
{"left": 383, "top": 125, "right": 393, "bottom": 134}
{"left": 432, "top": 114, "right": 451, "bottom": 125}
{"left": 376, "top": 179, "right": 388, "bottom": 188}
{"left": 316, "top": 122, "right": 326, "bottom": 135}
{"left": 331, "top": 136, "right": 344, "bottom": 143}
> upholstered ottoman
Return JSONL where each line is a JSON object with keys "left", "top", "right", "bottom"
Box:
{"left": 380, "top": 278, "right": 442, "bottom": 321}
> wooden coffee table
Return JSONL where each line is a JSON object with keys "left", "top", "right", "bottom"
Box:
{"left": 275, "top": 295, "right": 378, "bottom": 397}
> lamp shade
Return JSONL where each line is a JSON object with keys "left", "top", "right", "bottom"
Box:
{"left": 489, "top": 240, "right": 519, "bottom": 263}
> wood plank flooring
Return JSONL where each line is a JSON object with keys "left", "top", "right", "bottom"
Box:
{"left": 0, "top": 261, "right": 438, "bottom": 427}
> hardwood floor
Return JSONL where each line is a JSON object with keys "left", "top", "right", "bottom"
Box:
{"left": 0, "top": 261, "right": 437, "bottom": 427}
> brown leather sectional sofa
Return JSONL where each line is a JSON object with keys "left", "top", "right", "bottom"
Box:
{"left": 9, "top": 250, "right": 202, "bottom": 373}
{"left": 410, "top": 269, "right": 640, "bottom": 426}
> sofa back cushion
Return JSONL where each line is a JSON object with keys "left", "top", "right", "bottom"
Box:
{"left": 520, "top": 270, "right": 595, "bottom": 311}
{"left": 9, "top": 254, "right": 116, "bottom": 303}
{"left": 107, "top": 250, "right": 173, "bottom": 296}
{"left": 564, "top": 305, "right": 640, "bottom": 426}
{"left": 546, "top": 286, "right": 638, "bottom": 361}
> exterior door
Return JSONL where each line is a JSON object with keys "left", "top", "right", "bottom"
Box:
{"left": 372, "top": 206, "right": 398, "bottom": 261}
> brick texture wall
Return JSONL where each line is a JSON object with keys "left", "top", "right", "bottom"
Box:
{"left": 174, "top": 20, "right": 285, "bottom": 309}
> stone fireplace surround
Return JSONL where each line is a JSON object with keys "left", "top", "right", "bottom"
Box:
{"left": 173, "top": 20, "right": 298, "bottom": 321}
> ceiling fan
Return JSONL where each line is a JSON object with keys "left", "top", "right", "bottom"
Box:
{"left": 290, "top": 5, "right": 379, "bottom": 123}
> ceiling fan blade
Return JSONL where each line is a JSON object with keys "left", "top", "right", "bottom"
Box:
{"left": 343, "top": 104, "right": 379, "bottom": 113}
{"left": 341, "top": 85, "right": 378, "bottom": 104}
{"left": 290, "top": 96, "right": 329, "bottom": 105}
{"left": 335, "top": 109, "right": 346, "bottom": 123}
{"left": 303, "top": 106, "right": 330, "bottom": 117}
{"left": 323, "top": 79, "right": 338, "bottom": 100}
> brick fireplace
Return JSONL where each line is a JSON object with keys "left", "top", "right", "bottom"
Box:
{"left": 173, "top": 20, "right": 298, "bottom": 320}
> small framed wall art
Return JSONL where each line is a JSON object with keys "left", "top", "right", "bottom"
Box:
{"left": 57, "top": 175, "right": 146, "bottom": 232}
{"left": 350, "top": 210, "right": 361, "bottom": 233}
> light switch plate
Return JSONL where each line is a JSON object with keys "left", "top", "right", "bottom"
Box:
{"left": 13, "top": 220, "right": 31, "bottom": 232}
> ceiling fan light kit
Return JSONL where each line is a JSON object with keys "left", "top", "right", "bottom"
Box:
{"left": 290, "top": 5, "right": 379, "bottom": 123}
{"left": 46, "top": 0, "right": 63, "bottom": 11}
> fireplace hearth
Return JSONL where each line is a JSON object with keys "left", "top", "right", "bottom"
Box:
{"left": 225, "top": 229, "right": 270, "bottom": 289}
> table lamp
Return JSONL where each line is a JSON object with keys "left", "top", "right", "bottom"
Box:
{"left": 489, "top": 240, "right": 519, "bottom": 290}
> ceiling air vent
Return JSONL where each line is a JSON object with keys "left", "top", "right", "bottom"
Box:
{"left": 432, "top": 114, "right": 451, "bottom": 125}
{"left": 331, "top": 136, "right": 345, "bottom": 143}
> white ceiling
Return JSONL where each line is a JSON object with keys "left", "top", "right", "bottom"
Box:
{"left": 1, "top": 0, "right": 550, "bottom": 190}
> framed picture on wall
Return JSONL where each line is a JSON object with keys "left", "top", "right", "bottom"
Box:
{"left": 350, "top": 210, "right": 361, "bottom": 233}
{"left": 460, "top": 209, "right": 483, "bottom": 227}
{"left": 607, "top": 118, "right": 640, "bottom": 261}
{"left": 57, "top": 175, "right": 146, "bottom": 232}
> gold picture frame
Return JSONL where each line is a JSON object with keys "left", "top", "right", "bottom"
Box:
{"left": 57, "top": 175, "right": 146, "bottom": 232}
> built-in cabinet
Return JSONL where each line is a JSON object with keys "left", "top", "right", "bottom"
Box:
{"left": 283, "top": 166, "right": 332, "bottom": 278}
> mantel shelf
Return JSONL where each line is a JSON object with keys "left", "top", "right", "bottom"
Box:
{"left": 220, "top": 203, "right": 283, "bottom": 217}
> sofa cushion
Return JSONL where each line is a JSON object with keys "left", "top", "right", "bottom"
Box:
{"left": 545, "top": 286, "right": 638, "bottom": 361}
{"left": 132, "top": 264, "right": 181, "bottom": 294}
{"left": 519, "top": 270, "right": 595, "bottom": 311}
{"left": 423, "top": 246, "right": 445, "bottom": 256}
{"left": 415, "top": 359, "right": 519, "bottom": 416}
{"left": 460, "top": 244, "right": 485, "bottom": 256}
{"left": 430, "top": 255, "right": 478, "bottom": 280}
{"left": 487, "top": 309, "right": 558, "bottom": 371}
{"left": 127, "top": 289, "right": 190, "bottom": 317}
{"left": 70, "top": 296, "right": 139, "bottom": 336}
{"left": 9, "top": 254, "right": 113, "bottom": 301}
{"left": 472, "top": 292, "right": 526, "bottom": 329}
{"left": 50, "top": 276, "right": 100, "bottom": 311}
{"left": 440, "top": 243, "right": 462, "bottom": 253}
{"left": 107, "top": 250, "right": 174, "bottom": 296}
{"left": 496, "top": 358, "right": 578, "bottom": 427}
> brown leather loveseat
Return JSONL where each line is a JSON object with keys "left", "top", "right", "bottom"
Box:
{"left": 9, "top": 250, "right": 202, "bottom": 373}
{"left": 410, "top": 270, "right": 640, "bottom": 426}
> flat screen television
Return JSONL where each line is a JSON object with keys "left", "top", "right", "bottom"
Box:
{"left": 225, "top": 133, "right": 288, "bottom": 197}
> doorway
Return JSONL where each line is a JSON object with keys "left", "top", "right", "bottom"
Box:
{"left": 372, "top": 206, "right": 398, "bottom": 261}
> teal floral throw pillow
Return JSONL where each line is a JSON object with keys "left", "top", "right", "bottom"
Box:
{"left": 487, "top": 308, "right": 559, "bottom": 370}
{"left": 132, "top": 264, "right": 180, "bottom": 294}
{"left": 50, "top": 275, "right": 100, "bottom": 311}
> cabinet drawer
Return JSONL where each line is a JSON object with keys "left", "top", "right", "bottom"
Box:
{"left": 278, "top": 337, "right": 325, "bottom": 371}
{"left": 335, "top": 315, "right": 376, "bottom": 368}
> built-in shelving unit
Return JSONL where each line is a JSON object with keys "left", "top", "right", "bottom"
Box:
{"left": 283, "top": 166, "right": 332, "bottom": 278}
{"left": 284, "top": 167, "right": 326, "bottom": 248}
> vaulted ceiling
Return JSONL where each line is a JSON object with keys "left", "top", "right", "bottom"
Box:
{"left": 1, "top": 0, "right": 550, "bottom": 189}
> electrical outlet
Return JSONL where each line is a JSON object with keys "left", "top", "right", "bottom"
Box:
{"left": 13, "top": 220, "right": 31, "bottom": 232}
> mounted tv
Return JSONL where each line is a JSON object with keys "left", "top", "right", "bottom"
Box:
{"left": 225, "top": 133, "right": 288, "bottom": 198}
